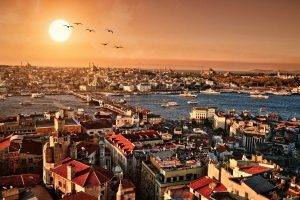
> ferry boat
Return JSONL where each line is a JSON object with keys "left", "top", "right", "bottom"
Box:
{"left": 187, "top": 100, "right": 198, "bottom": 105}
{"left": 200, "top": 88, "right": 220, "bottom": 95}
{"left": 272, "top": 91, "right": 292, "bottom": 96}
{"left": 161, "top": 101, "right": 179, "bottom": 107}
{"left": 31, "top": 93, "right": 44, "bottom": 98}
{"left": 20, "top": 101, "right": 33, "bottom": 106}
{"left": 179, "top": 91, "right": 197, "bottom": 97}
{"left": 118, "top": 98, "right": 127, "bottom": 104}
{"left": 250, "top": 94, "right": 269, "bottom": 99}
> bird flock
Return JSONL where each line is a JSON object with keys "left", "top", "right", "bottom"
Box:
{"left": 63, "top": 22, "right": 124, "bottom": 49}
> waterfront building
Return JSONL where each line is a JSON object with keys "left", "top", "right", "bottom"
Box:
{"left": 190, "top": 107, "right": 216, "bottom": 123}
{"left": 115, "top": 114, "right": 140, "bottom": 128}
{"left": 136, "top": 83, "right": 151, "bottom": 92}
{"left": 123, "top": 85, "right": 135, "bottom": 92}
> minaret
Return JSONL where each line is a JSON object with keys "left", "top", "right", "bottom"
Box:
{"left": 99, "top": 139, "right": 106, "bottom": 168}
{"left": 116, "top": 180, "right": 123, "bottom": 200}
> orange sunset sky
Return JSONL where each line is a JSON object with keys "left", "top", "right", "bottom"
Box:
{"left": 0, "top": 0, "right": 300, "bottom": 70}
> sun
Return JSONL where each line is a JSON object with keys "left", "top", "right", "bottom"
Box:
{"left": 49, "top": 19, "right": 72, "bottom": 42}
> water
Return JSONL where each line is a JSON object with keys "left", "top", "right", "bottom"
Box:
{"left": 114, "top": 93, "right": 300, "bottom": 120}
{"left": 0, "top": 95, "right": 98, "bottom": 117}
{"left": 0, "top": 94, "right": 299, "bottom": 120}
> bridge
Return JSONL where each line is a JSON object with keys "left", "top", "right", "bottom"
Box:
{"left": 69, "top": 91, "right": 134, "bottom": 116}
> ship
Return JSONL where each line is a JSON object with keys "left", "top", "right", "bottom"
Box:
{"left": 272, "top": 90, "right": 292, "bottom": 96}
{"left": 161, "top": 101, "right": 179, "bottom": 107}
{"left": 187, "top": 100, "right": 198, "bottom": 105}
{"left": 20, "top": 101, "right": 33, "bottom": 106}
{"left": 179, "top": 91, "right": 197, "bottom": 97}
{"left": 31, "top": 93, "right": 45, "bottom": 98}
{"left": 200, "top": 88, "right": 220, "bottom": 95}
{"left": 250, "top": 94, "right": 269, "bottom": 100}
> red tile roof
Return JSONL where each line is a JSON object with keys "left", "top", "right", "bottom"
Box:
{"left": 0, "top": 174, "right": 41, "bottom": 188}
{"left": 0, "top": 137, "right": 11, "bottom": 151}
{"left": 189, "top": 176, "right": 227, "bottom": 199}
{"left": 107, "top": 132, "right": 135, "bottom": 155}
{"left": 51, "top": 158, "right": 112, "bottom": 187}
{"left": 240, "top": 165, "right": 272, "bottom": 175}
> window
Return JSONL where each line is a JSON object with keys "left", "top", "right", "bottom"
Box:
{"left": 59, "top": 181, "right": 62, "bottom": 187}
{"left": 21, "top": 159, "right": 26, "bottom": 165}
{"left": 245, "top": 192, "right": 249, "bottom": 199}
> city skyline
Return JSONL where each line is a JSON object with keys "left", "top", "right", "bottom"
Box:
{"left": 0, "top": 0, "right": 300, "bottom": 70}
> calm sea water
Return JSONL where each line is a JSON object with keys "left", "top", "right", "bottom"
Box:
{"left": 114, "top": 93, "right": 300, "bottom": 120}
{"left": 0, "top": 94, "right": 299, "bottom": 120}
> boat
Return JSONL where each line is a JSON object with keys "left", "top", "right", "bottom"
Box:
{"left": 200, "top": 88, "right": 220, "bottom": 95}
{"left": 272, "top": 91, "right": 292, "bottom": 96}
{"left": 187, "top": 100, "right": 198, "bottom": 105}
{"left": 179, "top": 91, "right": 197, "bottom": 97}
{"left": 20, "top": 101, "right": 33, "bottom": 106}
{"left": 118, "top": 98, "right": 127, "bottom": 104}
{"left": 250, "top": 94, "right": 269, "bottom": 99}
{"left": 161, "top": 101, "right": 179, "bottom": 107}
{"left": 31, "top": 93, "right": 44, "bottom": 98}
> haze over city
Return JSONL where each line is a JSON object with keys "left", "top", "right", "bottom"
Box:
{"left": 1, "top": 0, "right": 300, "bottom": 70}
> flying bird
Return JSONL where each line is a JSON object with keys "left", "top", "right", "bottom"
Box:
{"left": 86, "top": 28, "right": 95, "bottom": 33}
{"left": 63, "top": 24, "right": 73, "bottom": 28}
{"left": 106, "top": 29, "right": 114, "bottom": 34}
{"left": 74, "top": 22, "right": 82, "bottom": 26}
{"left": 101, "top": 43, "right": 108, "bottom": 46}
{"left": 114, "top": 45, "right": 123, "bottom": 49}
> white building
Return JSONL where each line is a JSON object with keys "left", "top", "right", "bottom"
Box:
{"left": 190, "top": 107, "right": 216, "bottom": 123}
{"left": 123, "top": 85, "right": 135, "bottom": 92}
{"left": 136, "top": 83, "right": 151, "bottom": 92}
{"left": 213, "top": 113, "right": 226, "bottom": 130}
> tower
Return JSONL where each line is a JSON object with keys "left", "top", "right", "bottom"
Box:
{"left": 99, "top": 138, "right": 106, "bottom": 168}
{"left": 43, "top": 116, "right": 70, "bottom": 185}
{"left": 116, "top": 180, "right": 123, "bottom": 200}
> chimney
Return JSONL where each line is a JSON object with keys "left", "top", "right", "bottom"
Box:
{"left": 67, "top": 164, "right": 75, "bottom": 180}
{"left": 209, "top": 182, "right": 217, "bottom": 190}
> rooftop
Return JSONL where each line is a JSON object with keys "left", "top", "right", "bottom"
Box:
{"left": 51, "top": 158, "right": 113, "bottom": 187}
{"left": 189, "top": 176, "right": 227, "bottom": 199}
